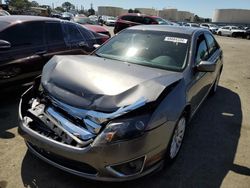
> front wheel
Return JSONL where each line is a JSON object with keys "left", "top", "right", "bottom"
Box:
{"left": 232, "top": 33, "right": 237, "bottom": 37}
{"left": 166, "top": 116, "right": 186, "bottom": 162}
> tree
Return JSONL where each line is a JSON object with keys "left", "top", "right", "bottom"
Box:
{"left": 193, "top": 15, "right": 200, "bottom": 22}
{"left": 134, "top": 9, "right": 141, "bottom": 13}
{"left": 7, "top": 0, "right": 31, "bottom": 10}
{"left": 62, "top": 2, "right": 74, "bottom": 11}
{"left": 88, "top": 8, "right": 95, "bottom": 16}
{"left": 55, "top": 6, "right": 64, "bottom": 12}
{"left": 128, "top": 9, "right": 133, "bottom": 13}
{"left": 30, "top": 1, "right": 39, "bottom": 7}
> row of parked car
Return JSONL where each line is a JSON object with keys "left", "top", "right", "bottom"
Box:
{"left": 112, "top": 13, "right": 250, "bottom": 39}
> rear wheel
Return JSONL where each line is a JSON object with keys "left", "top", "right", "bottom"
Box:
{"left": 218, "top": 31, "right": 222, "bottom": 36}
{"left": 166, "top": 116, "right": 186, "bottom": 162}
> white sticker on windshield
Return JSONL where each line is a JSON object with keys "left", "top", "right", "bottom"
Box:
{"left": 164, "top": 37, "right": 188, "bottom": 44}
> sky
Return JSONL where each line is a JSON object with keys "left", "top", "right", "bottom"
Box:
{"left": 35, "top": 0, "right": 250, "bottom": 18}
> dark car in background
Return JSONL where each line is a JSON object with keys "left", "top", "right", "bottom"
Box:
{"left": 244, "top": 29, "right": 250, "bottom": 39}
{"left": 114, "top": 13, "right": 171, "bottom": 34}
{"left": 0, "top": 16, "right": 107, "bottom": 87}
{"left": 19, "top": 25, "right": 223, "bottom": 181}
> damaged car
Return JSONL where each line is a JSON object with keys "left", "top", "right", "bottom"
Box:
{"left": 18, "top": 25, "right": 223, "bottom": 181}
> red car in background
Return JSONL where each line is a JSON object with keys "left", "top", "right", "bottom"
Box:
{"left": 73, "top": 17, "right": 111, "bottom": 38}
{"left": 114, "top": 13, "right": 171, "bottom": 34}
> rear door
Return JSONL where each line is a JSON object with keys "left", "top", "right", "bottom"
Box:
{"left": 0, "top": 21, "right": 46, "bottom": 84}
{"left": 44, "top": 21, "right": 68, "bottom": 60}
{"left": 63, "top": 22, "right": 90, "bottom": 55}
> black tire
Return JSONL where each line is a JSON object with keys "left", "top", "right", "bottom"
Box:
{"left": 165, "top": 115, "right": 186, "bottom": 163}
{"left": 218, "top": 31, "right": 222, "bottom": 36}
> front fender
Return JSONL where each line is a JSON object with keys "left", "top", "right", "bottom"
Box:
{"left": 147, "top": 79, "right": 187, "bottom": 130}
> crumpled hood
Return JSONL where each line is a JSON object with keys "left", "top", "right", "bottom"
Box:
{"left": 41, "top": 55, "right": 182, "bottom": 112}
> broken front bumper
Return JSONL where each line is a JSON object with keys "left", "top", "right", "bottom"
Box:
{"left": 18, "top": 88, "right": 175, "bottom": 181}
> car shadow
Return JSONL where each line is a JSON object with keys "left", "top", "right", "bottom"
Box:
{"left": 20, "top": 86, "right": 249, "bottom": 188}
{"left": 0, "top": 86, "right": 28, "bottom": 139}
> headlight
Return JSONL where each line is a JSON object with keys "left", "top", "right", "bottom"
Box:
{"left": 94, "top": 115, "right": 150, "bottom": 144}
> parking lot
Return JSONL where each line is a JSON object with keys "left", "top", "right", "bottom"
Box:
{"left": 0, "top": 32, "right": 250, "bottom": 188}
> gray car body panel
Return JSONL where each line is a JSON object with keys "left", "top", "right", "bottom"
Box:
{"left": 18, "top": 25, "right": 223, "bottom": 181}
{"left": 41, "top": 55, "right": 183, "bottom": 112}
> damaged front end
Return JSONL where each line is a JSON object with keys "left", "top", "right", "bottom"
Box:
{"left": 19, "top": 77, "right": 149, "bottom": 148}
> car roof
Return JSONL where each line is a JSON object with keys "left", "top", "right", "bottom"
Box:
{"left": 120, "top": 13, "right": 160, "bottom": 18}
{"left": 0, "top": 15, "right": 60, "bottom": 25}
{"left": 127, "top": 25, "right": 205, "bottom": 36}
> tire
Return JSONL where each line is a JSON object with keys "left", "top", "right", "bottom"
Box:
{"left": 165, "top": 115, "right": 186, "bottom": 162}
{"left": 210, "top": 73, "right": 221, "bottom": 95}
{"left": 218, "top": 31, "right": 222, "bottom": 36}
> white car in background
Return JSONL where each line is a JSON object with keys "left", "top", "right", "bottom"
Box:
{"left": 184, "top": 23, "right": 200, "bottom": 28}
{"left": 217, "top": 26, "right": 245, "bottom": 37}
{"left": 200, "top": 23, "right": 218, "bottom": 34}
{"left": 105, "top": 16, "right": 116, "bottom": 26}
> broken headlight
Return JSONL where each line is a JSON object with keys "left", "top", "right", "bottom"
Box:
{"left": 94, "top": 115, "right": 150, "bottom": 144}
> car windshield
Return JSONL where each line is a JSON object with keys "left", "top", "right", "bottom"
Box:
{"left": 209, "top": 24, "right": 218, "bottom": 28}
{"left": 95, "top": 29, "right": 190, "bottom": 71}
{"left": 74, "top": 17, "right": 97, "bottom": 25}
{"left": 154, "top": 17, "right": 170, "bottom": 25}
{"left": 107, "top": 17, "right": 116, "bottom": 21}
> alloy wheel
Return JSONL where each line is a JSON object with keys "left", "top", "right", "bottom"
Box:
{"left": 170, "top": 117, "right": 186, "bottom": 159}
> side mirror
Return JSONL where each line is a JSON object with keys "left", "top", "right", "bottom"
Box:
{"left": 0, "top": 40, "right": 11, "bottom": 49}
{"left": 196, "top": 61, "right": 216, "bottom": 72}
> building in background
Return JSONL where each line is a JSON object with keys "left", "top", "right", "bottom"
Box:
{"left": 177, "top": 11, "right": 194, "bottom": 22}
{"left": 158, "top": 9, "right": 178, "bottom": 21}
{"left": 98, "top": 6, "right": 195, "bottom": 22}
{"left": 213, "top": 9, "right": 250, "bottom": 24}
{"left": 135, "top": 8, "right": 157, "bottom": 15}
{"left": 98, "top": 6, "right": 123, "bottom": 17}
{"left": 159, "top": 9, "right": 194, "bottom": 22}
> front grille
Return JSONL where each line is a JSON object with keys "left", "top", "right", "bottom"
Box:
{"left": 28, "top": 142, "right": 98, "bottom": 175}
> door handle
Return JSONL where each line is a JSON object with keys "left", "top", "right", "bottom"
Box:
{"left": 78, "top": 41, "right": 87, "bottom": 47}
{"left": 35, "top": 50, "right": 47, "bottom": 55}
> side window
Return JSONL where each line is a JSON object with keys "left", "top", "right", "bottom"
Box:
{"left": 134, "top": 16, "right": 144, "bottom": 24}
{"left": 121, "top": 16, "right": 133, "bottom": 21}
{"left": 195, "top": 35, "right": 209, "bottom": 65}
{"left": 77, "top": 25, "right": 89, "bottom": 40}
{"left": 66, "top": 23, "right": 83, "bottom": 42}
{"left": 143, "top": 17, "right": 153, "bottom": 24}
{"left": 205, "top": 33, "right": 218, "bottom": 55}
{"left": 46, "top": 22, "right": 64, "bottom": 43}
{"left": 0, "top": 22, "right": 44, "bottom": 48}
